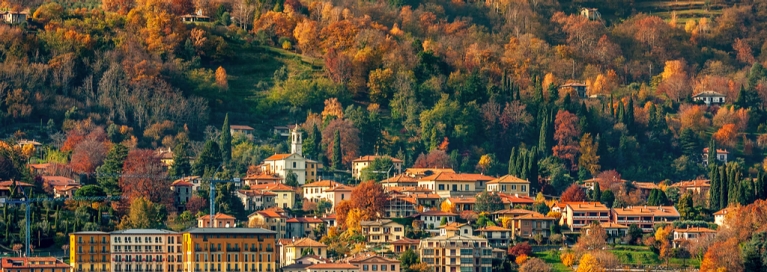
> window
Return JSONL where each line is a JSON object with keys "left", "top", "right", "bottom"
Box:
{"left": 372, "top": 265, "right": 378, "bottom": 271}
{"left": 363, "top": 265, "right": 369, "bottom": 271}
{"left": 438, "top": 184, "right": 445, "bottom": 190}
{"left": 382, "top": 265, "right": 387, "bottom": 271}
{"left": 464, "top": 185, "right": 469, "bottom": 191}
{"left": 293, "top": 162, "right": 296, "bottom": 168}
{"left": 521, "top": 185, "right": 526, "bottom": 192}
{"left": 452, "top": 185, "right": 457, "bottom": 191}
{"left": 283, "top": 194, "right": 287, "bottom": 199}
{"left": 501, "top": 185, "right": 506, "bottom": 191}
{"left": 511, "top": 185, "right": 517, "bottom": 190}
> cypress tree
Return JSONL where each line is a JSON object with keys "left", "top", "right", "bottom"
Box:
{"left": 719, "top": 165, "right": 728, "bottom": 209}
{"left": 220, "top": 113, "right": 232, "bottom": 163}
{"left": 548, "top": 83, "right": 559, "bottom": 103}
{"left": 169, "top": 142, "right": 191, "bottom": 178}
{"left": 96, "top": 144, "right": 128, "bottom": 195}
{"left": 679, "top": 128, "right": 699, "bottom": 157}
{"left": 707, "top": 139, "right": 717, "bottom": 167}
{"left": 617, "top": 101, "right": 625, "bottom": 123}
{"left": 592, "top": 182, "right": 602, "bottom": 202}
{"left": 728, "top": 164, "right": 740, "bottom": 205}
{"left": 626, "top": 97, "right": 634, "bottom": 129}
{"left": 609, "top": 95, "right": 615, "bottom": 117}
{"left": 534, "top": 75, "right": 544, "bottom": 103}
{"left": 508, "top": 147, "right": 517, "bottom": 176}
{"left": 648, "top": 189, "right": 658, "bottom": 205}
{"left": 538, "top": 115, "right": 549, "bottom": 155}
{"left": 515, "top": 149, "right": 526, "bottom": 179}
{"left": 332, "top": 130, "right": 342, "bottom": 170}
{"left": 528, "top": 147, "right": 538, "bottom": 189}
{"left": 756, "top": 171, "right": 766, "bottom": 199}
{"left": 709, "top": 164, "right": 720, "bottom": 210}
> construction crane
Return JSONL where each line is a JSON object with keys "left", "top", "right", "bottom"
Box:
{"left": 0, "top": 185, "right": 124, "bottom": 258}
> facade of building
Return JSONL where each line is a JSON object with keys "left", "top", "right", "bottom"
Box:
{"left": 702, "top": 148, "right": 729, "bottom": 166}
{"left": 302, "top": 180, "right": 342, "bottom": 203}
{"left": 198, "top": 213, "right": 237, "bottom": 228}
{"left": 417, "top": 210, "right": 457, "bottom": 230}
{"left": 438, "top": 222, "right": 473, "bottom": 237}
{"left": 248, "top": 208, "right": 288, "bottom": 239}
{"left": 384, "top": 195, "right": 418, "bottom": 218}
{"left": 278, "top": 238, "right": 328, "bottom": 266}
{"left": 0, "top": 257, "right": 70, "bottom": 272}
{"left": 404, "top": 168, "right": 455, "bottom": 179}
{"left": 346, "top": 255, "right": 401, "bottom": 272}
{"left": 561, "top": 202, "right": 611, "bottom": 232}
{"left": 611, "top": 206, "right": 680, "bottom": 232}
{"left": 249, "top": 183, "right": 297, "bottom": 210}
{"left": 693, "top": 91, "right": 726, "bottom": 105}
{"left": 231, "top": 125, "right": 256, "bottom": 135}
{"left": 389, "top": 238, "right": 420, "bottom": 254}
{"left": 476, "top": 226, "right": 512, "bottom": 248}
{"left": 586, "top": 222, "right": 628, "bottom": 244}
{"left": 510, "top": 213, "right": 555, "bottom": 239}
{"left": 70, "top": 231, "right": 111, "bottom": 272}
{"left": 285, "top": 217, "right": 325, "bottom": 239}
{"left": 486, "top": 175, "right": 531, "bottom": 196}
{"left": 238, "top": 189, "right": 278, "bottom": 211}
{"left": 360, "top": 220, "right": 405, "bottom": 244}
{"left": 324, "top": 184, "right": 353, "bottom": 211}
{"left": 306, "top": 263, "right": 358, "bottom": 272}
{"left": 417, "top": 173, "right": 495, "bottom": 198}
{"left": 110, "top": 229, "right": 183, "bottom": 272}
{"left": 261, "top": 127, "right": 311, "bottom": 184}
{"left": 171, "top": 179, "right": 193, "bottom": 210}
{"left": 380, "top": 175, "right": 418, "bottom": 189}
{"left": 673, "top": 227, "right": 716, "bottom": 248}
{"left": 305, "top": 160, "right": 323, "bottom": 183}
{"left": 182, "top": 228, "right": 277, "bottom": 272}
{"left": 418, "top": 235, "right": 493, "bottom": 272}
{"left": 352, "top": 156, "right": 404, "bottom": 180}
{"left": 714, "top": 207, "right": 735, "bottom": 227}
{"left": 670, "top": 179, "right": 711, "bottom": 195}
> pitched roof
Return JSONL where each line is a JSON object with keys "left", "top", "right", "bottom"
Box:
{"left": 243, "top": 173, "right": 282, "bottom": 180}
{"left": 703, "top": 147, "right": 729, "bottom": 154}
{"left": 0, "top": 180, "right": 33, "bottom": 189}
{"left": 1, "top": 257, "right": 70, "bottom": 269}
{"left": 439, "top": 222, "right": 469, "bottom": 230}
{"left": 674, "top": 226, "right": 716, "bottom": 233}
{"left": 250, "top": 183, "right": 296, "bottom": 192}
{"left": 418, "top": 210, "right": 457, "bottom": 216}
{"left": 405, "top": 168, "right": 455, "bottom": 176}
{"left": 488, "top": 175, "right": 529, "bottom": 184}
{"left": 447, "top": 197, "right": 476, "bottom": 204}
{"left": 286, "top": 217, "right": 324, "bottom": 223}
{"left": 498, "top": 193, "right": 535, "bottom": 204}
{"left": 28, "top": 163, "right": 50, "bottom": 170}
{"left": 612, "top": 206, "right": 680, "bottom": 217}
{"left": 238, "top": 190, "right": 277, "bottom": 196}
{"left": 352, "top": 155, "right": 404, "bottom": 163}
{"left": 54, "top": 184, "right": 81, "bottom": 191}
{"left": 477, "top": 226, "right": 511, "bottom": 232}
{"left": 198, "top": 213, "right": 236, "bottom": 221}
{"left": 564, "top": 202, "right": 610, "bottom": 212}
{"left": 693, "top": 90, "right": 725, "bottom": 97}
{"left": 231, "top": 125, "right": 255, "bottom": 130}
{"left": 670, "top": 180, "right": 711, "bottom": 188}
{"left": 391, "top": 237, "right": 420, "bottom": 244}
{"left": 419, "top": 173, "right": 495, "bottom": 182}
{"left": 171, "top": 179, "right": 194, "bottom": 187}
{"left": 492, "top": 209, "right": 535, "bottom": 216}
{"left": 514, "top": 212, "right": 556, "bottom": 220}
{"left": 254, "top": 208, "right": 287, "bottom": 218}
{"left": 381, "top": 174, "right": 418, "bottom": 184}
{"left": 264, "top": 154, "right": 293, "bottom": 161}
{"left": 286, "top": 238, "right": 327, "bottom": 247}
{"left": 303, "top": 180, "right": 342, "bottom": 188}
{"left": 325, "top": 184, "right": 354, "bottom": 192}
{"left": 111, "top": 229, "right": 178, "bottom": 234}
{"left": 307, "top": 263, "right": 358, "bottom": 269}
{"left": 632, "top": 182, "right": 660, "bottom": 190}
{"left": 714, "top": 207, "right": 736, "bottom": 216}
{"left": 360, "top": 219, "right": 401, "bottom": 226}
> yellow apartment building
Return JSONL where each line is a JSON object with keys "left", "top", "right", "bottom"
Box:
{"left": 70, "top": 231, "right": 111, "bottom": 272}
{"left": 182, "top": 228, "right": 277, "bottom": 272}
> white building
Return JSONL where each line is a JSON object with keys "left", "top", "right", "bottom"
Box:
{"left": 110, "top": 229, "right": 183, "bottom": 272}
{"left": 673, "top": 227, "right": 716, "bottom": 248}
{"left": 416, "top": 210, "right": 457, "bottom": 230}
{"left": 714, "top": 207, "right": 735, "bottom": 227}
{"left": 352, "top": 155, "right": 404, "bottom": 180}
{"left": 303, "top": 180, "right": 342, "bottom": 203}
{"left": 261, "top": 127, "right": 310, "bottom": 184}
{"left": 693, "top": 91, "right": 726, "bottom": 106}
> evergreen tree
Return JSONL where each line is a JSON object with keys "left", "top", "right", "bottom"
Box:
{"left": 609, "top": 95, "right": 615, "bottom": 117}
{"left": 220, "top": 113, "right": 232, "bottom": 163}
{"left": 728, "top": 163, "right": 740, "bottom": 205}
{"left": 707, "top": 139, "right": 717, "bottom": 167}
{"left": 508, "top": 147, "right": 517, "bottom": 175}
{"left": 547, "top": 83, "right": 559, "bottom": 102}
{"left": 679, "top": 128, "right": 699, "bottom": 158}
{"left": 626, "top": 97, "right": 634, "bottom": 130}
{"left": 169, "top": 142, "right": 191, "bottom": 178}
{"left": 537, "top": 111, "right": 551, "bottom": 156}
{"left": 527, "top": 147, "right": 538, "bottom": 190}
{"left": 756, "top": 171, "right": 766, "bottom": 200}
{"left": 193, "top": 141, "right": 223, "bottom": 176}
{"left": 303, "top": 124, "right": 322, "bottom": 160}
{"left": 533, "top": 75, "right": 544, "bottom": 103}
{"left": 709, "top": 164, "right": 720, "bottom": 210}
{"left": 591, "top": 182, "right": 602, "bottom": 202}
{"left": 96, "top": 144, "right": 128, "bottom": 195}
{"left": 677, "top": 193, "right": 694, "bottom": 220}
{"left": 285, "top": 171, "right": 299, "bottom": 187}
{"left": 719, "top": 165, "right": 728, "bottom": 209}
{"left": 616, "top": 101, "right": 625, "bottom": 123}
{"left": 332, "top": 130, "right": 342, "bottom": 170}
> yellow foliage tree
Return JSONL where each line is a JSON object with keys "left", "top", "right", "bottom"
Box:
{"left": 21, "top": 144, "right": 35, "bottom": 159}
{"left": 440, "top": 200, "right": 456, "bottom": 213}
{"left": 500, "top": 216, "right": 512, "bottom": 228}
{"left": 661, "top": 60, "right": 687, "bottom": 81}
{"left": 534, "top": 192, "right": 545, "bottom": 204}
{"left": 515, "top": 254, "right": 529, "bottom": 266}
{"left": 578, "top": 133, "right": 600, "bottom": 176}
{"left": 561, "top": 252, "right": 576, "bottom": 267}
{"left": 215, "top": 66, "right": 228, "bottom": 91}
{"left": 576, "top": 253, "right": 604, "bottom": 272}
{"left": 321, "top": 98, "right": 344, "bottom": 120}
{"left": 345, "top": 208, "right": 365, "bottom": 232}
{"left": 477, "top": 154, "right": 494, "bottom": 174}
{"left": 546, "top": 211, "right": 561, "bottom": 218}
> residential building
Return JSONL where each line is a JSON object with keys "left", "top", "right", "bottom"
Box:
{"left": 171, "top": 178, "right": 193, "bottom": 210}
{"left": 703, "top": 148, "right": 729, "bottom": 166}
{"left": 27, "top": 163, "right": 51, "bottom": 175}
{"left": 611, "top": 206, "right": 680, "bottom": 232}
{"left": 198, "top": 213, "right": 237, "bottom": 228}
{"left": 714, "top": 207, "right": 735, "bottom": 227}
{"left": 238, "top": 189, "right": 277, "bottom": 211}
{"left": 673, "top": 227, "right": 717, "bottom": 248}
{"left": 417, "top": 210, "right": 457, "bottom": 230}
{"left": 404, "top": 168, "right": 455, "bottom": 179}
{"left": 561, "top": 202, "right": 611, "bottom": 232}
{"left": 360, "top": 219, "right": 405, "bottom": 244}
{"left": 418, "top": 235, "right": 493, "bottom": 272}
{"left": 486, "top": 175, "right": 530, "bottom": 196}
{"left": 560, "top": 82, "right": 588, "bottom": 97}
{"left": 0, "top": 11, "right": 27, "bottom": 24}
{"left": 583, "top": 178, "right": 628, "bottom": 191}
{"left": 249, "top": 208, "right": 289, "bottom": 238}
{"left": 498, "top": 193, "right": 535, "bottom": 209}
{"left": 70, "top": 231, "right": 110, "bottom": 272}
{"left": 279, "top": 238, "right": 328, "bottom": 266}
{"left": 0, "top": 180, "right": 33, "bottom": 199}
{"left": 286, "top": 217, "right": 325, "bottom": 239}
{"left": 182, "top": 228, "right": 277, "bottom": 272}
{"left": 345, "top": 254, "right": 400, "bottom": 272}
{"left": 693, "top": 90, "right": 726, "bottom": 106}
{"left": 491, "top": 209, "right": 534, "bottom": 221}
{"left": 380, "top": 174, "right": 418, "bottom": 189}
{"left": 243, "top": 174, "right": 283, "bottom": 186}
{"left": 110, "top": 229, "right": 182, "bottom": 272}
{"left": 261, "top": 127, "right": 311, "bottom": 184}
{"left": 579, "top": 8, "right": 601, "bottom": 21}
{"left": 444, "top": 197, "right": 476, "bottom": 212}
{"left": 670, "top": 180, "right": 711, "bottom": 195}
{"left": 586, "top": 222, "right": 628, "bottom": 244}
{"left": 510, "top": 212, "right": 555, "bottom": 239}
{"left": 417, "top": 173, "right": 495, "bottom": 198}
{"left": 306, "top": 160, "right": 323, "bottom": 183}
{"left": 476, "top": 226, "right": 511, "bottom": 248}
{"left": 321, "top": 214, "right": 336, "bottom": 228}
{"left": 324, "top": 184, "right": 353, "bottom": 211}
{"left": 0, "top": 257, "right": 69, "bottom": 272}
{"left": 438, "top": 222, "right": 473, "bottom": 237}
{"left": 53, "top": 184, "right": 81, "bottom": 198}
{"left": 384, "top": 195, "right": 418, "bottom": 218}
{"left": 303, "top": 180, "right": 342, "bottom": 203}
{"left": 352, "top": 155, "right": 404, "bottom": 180}
{"left": 306, "top": 263, "right": 358, "bottom": 272}
{"left": 180, "top": 13, "right": 210, "bottom": 22}
{"left": 632, "top": 182, "right": 660, "bottom": 197}
{"left": 389, "top": 238, "right": 420, "bottom": 254}
{"left": 250, "top": 183, "right": 297, "bottom": 210}
{"left": 231, "top": 125, "right": 255, "bottom": 135}
{"left": 174, "top": 176, "right": 202, "bottom": 192}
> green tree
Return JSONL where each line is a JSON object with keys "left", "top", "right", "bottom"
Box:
{"left": 220, "top": 113, "right": 232, "bottom": 163}
{"left": 360, "top": 157, "right": 394, "bottom": 182}
{"left": 193, "top": 141, "right": 223, "bottom": 176}
{"left": 679, "top": 128, "right": 699, "bottom": 158}
{"left": 332, "top": 130, "right": 342, "bottom": 170}
{"left": 677, "top": 193, "right": 695, "bottom": 220}
{"left": 591, "top": 182, "right": 602, "bottom": 202}
{"left": 169, "top": 142, "right": 191, "bottom": 178}
{"left": 75, "top": 185, "right": 106, "bottom": 198}
{"left": 303, "top": 124, "right": 322, "bottom": 160}
{"left": 600, "top": 190, "right": 615, "bottom": 207}
{"left": 627, "top": 224, "right": 643, "bottom": 245}
{"left": 707, "top": 138, "right": 717, "bottom": 167}
{"left": 474, "top": 192, "right": 504, "bottom": 213}
{"left": 96, "top": 144, "right": 128, "bottom": 195}
{"left": 647, "top": 189, "right": 668, "bottom": 206}
{"left": 285, "top": 170, "right": 299, "bottom": 187}
{"left": 440, "top": 217, "right": 447, "bottom": 226}
{"left": 400, "top": 249, "right": 420, "bottom": 272}
{"left": 118, "top": 197, "right": 166, "bottom": 229}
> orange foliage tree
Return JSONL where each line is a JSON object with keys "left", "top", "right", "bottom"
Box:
{"left": 552, "top": 110, "right": 580, "bottom": 170}
{"left": 350, "top": 180, "right": 388, "bottom": 219}
{"left": 713, "top": 124, "right": 738, "bottom": 148}
{"left": 321, "top": 119, "right": 360, "bottom": 168}
{"left": 119, "top": 149, "right": 175, "bottom": 212}
{"left": 560, "top": 184, "right": 586, "bottom": 202}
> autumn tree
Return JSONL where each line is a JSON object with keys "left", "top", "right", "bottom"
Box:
{"left": 560, "top": 184, "right": 586, "bottom": 202}
{"left": 350, "top": 180, "right": 387, "bottom": 219}
{"left": 186, "top": 195, "right": 207, "bottom": 215}
{"left": 96, "top": 143, "right": 128, "bottom": 195}
{"left": 413, "top": 150, "right": 453, "bottom": 169}
{"left": 578, "top": 133, "right": 600, "bottom": 177}
{"left": 321, "top": 119, "right": 360, "bottom": 169}
{"left": 474, "top": 192, "right": 504, "bottom": 213}
{"left": 215, "top": 66, "right": 228, "bottom": 91}
{"left": 117, "top": 197, "right": 166, "bottom": 229}
{"left": 552, "top": 110, "right": 580, "bottom": 170}
{"left": 519, "top": 258, "right": 552, "bottom": 272}
{"left": 120, "top": 149, "right": 175, "bottom": 212}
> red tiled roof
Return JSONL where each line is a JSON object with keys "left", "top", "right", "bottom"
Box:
{"left": 265, "top": 154, "right": 293, "bottom": 161}
{"left": 172, "top": 180, "right": 193, "bottom": 187}
{"left": 353, "top": 155, "right": 404, "bottom": 163}
{"left": 238, "top": 190, "right": 277, "bottom": 196}
{"left": 326, "top": 184, "right": 354, "bottom": 192}
{"left": 447, "top": 197, "right": 476, "bottom": 204}
{"left": 307, "top": 263, "right": 358, "bottom": 269}
{"left": 563, "top": 202, "right": 610, "bottom": 211}
{"left": 498, "top": 193, "right": 534, "bottom": 204}
{"left": 286, "top": 217, "right": 325, "bottom": 223}
{"left": 0, "top": 180, "right": 33, "bottom": 189}
{"left": 303, "top": 180, "right": 341, "bottom": 188}
{"left": 41, "top": 176, "right": 76, "bottom": 186}
{"left": 477, "top": 226, "right": 511, "bottom": 232}
{"left": 703, "top": 147, "right": 729, "bottom": 154}
{"left": 284, "top": 238, "right": 327, "bottom": 247}
{"left": 381, "top": 174, "right": 418, "bottom": 183}
{"left": 391, "top": 237, "right": 420, "bottom": 244}
{"left": 231, "top": 125, "right": 255, "bottom": 130}
{"left": 250, "top": 183, "right": 296, "bottom": 192}
{"left": 671, "top": 179, "right": 710, "bottom": 188}
{"left": 254, "top": 208, "right": 286, "bottom": 218}
{"left": 488, "top": 175, "right": 529, "bottom": 184}
{"left": 28, "top": 163, "right": 50, "bottom": 170}
{"left": 674, "top": 227, "right": 716, "bottom": 233}
{"left": 243, "top": 173, "right": 282, "bottom": 180}
{"left": 1, "top": 257, "right": 70, "bottom": 269}
{"left": 514, "top": 212, "right": 556, "bottom": 220}
{"left": 418, "top": 210, "right": 457, "bottom": 216}
{"left": 198, "top": 213, "right": 236, "bottom": 221}
{"left": 419, "top": 173, "right": 495, "bottom": 182}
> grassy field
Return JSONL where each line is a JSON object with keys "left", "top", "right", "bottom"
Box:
{"left": 533, "top": 246, "right": 700, "bottom": 271}
{"left": 534, "top": 250, "right": 572, "bottom": 272}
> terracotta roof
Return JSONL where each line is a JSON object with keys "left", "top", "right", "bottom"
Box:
{"left": 439, "top": 222, "right": 469, "bottom": 230}
{"left": 345, "top": 254, "right": 399, "bottom": 264}
{"left": 674, "top": 226, "right": 716, "bottom": 233}
{"left": 28, "top": 163, "right": 50, "bottom": 170}
{"left": 488, "top": 175, "right": 529, "bottom": 184}
{"left": 0, "top": 180, "right": 33, "bottom": 189}
{"left": 243, "top": 173, "right": 282, "bottom": 180}
{"left": 405, "top": 168, "right": 455, "bottom": 176}
{"left": 353, "top": 155, "right": 404, "bottom": 163}
{"left": 326, "top": 184, "right": 354, "bottom": 192}
{"left": 41, "top": 176, "right": 76, "bottom": 186}
{"left": 564, "top": 202, "right": 610, "bottom": 212}
{"left": 303, "top": 180, "right": 342, "bottom": 188}
{"left": 322, "top": 214, "right": 337, "bottom": 220}
{"left": 198, "top": 213, "right": 236, "bottom": 221}
{"left": 307, "top": 263, "right": 358, "bottom": 269}
{"left": 1, "top": 257, "right": 70, "bottom": 269}
{"left": 264, "top": 154, "right": 293, "bottom": 161}
{"left": 238, "top": 190, "right": 277, "bottom": 196}
{"left": 255, "top": 209, "right": 286, "bottom": 218}
{"left": 391, "top": 237, "right": 420, "bottom": 244}
{"left": 492, "top": 209, "right": 535, "bottom": 216}
{"left": 419, "top": 173, "right": 495, "bottom": 182}
{"left": 612, "top": 206, "right": 680, "bottom": 217}
{"left": 360, "top": 219, "right": 401, "bottom": 226}
{"left": 231, "top": 125, "right": 255, "bottom": 130}
{"left": 172, "top": 179, "right": 194, "bottom": 187}
{"left": 381, "top": 174, "right": 418, "bottom": 183}
{"left": 498, "top": 193, "right": 535, "bottom": 204}
{"left": 714, "top": 207, "right": 736, "bottom": 216}
{"left": 386, "top": 187, "right": 433, "bottom": 194}
{"left": 514, "top": 212, "right": 556, "bottom": 220}
{"left": 282, "top": 237, "right": 327, "bottom": 247}
{"left": 588, "top": 222, "right": 629, "bottom": 229}
{"left": 286, "top": 217, "right": 324, "bottom": 223}
{"left": 671, "top": 180, "right": 710, "bottom": 188}
{"left": 703, "top": 147, "right": 729, "bottom": 154}
{"left": 447, "top": 197, "right": 476, "bottom": 204}
{"left": 477, "top": 226, "right": 511, "bottom": 232}
{"left": 418, "top": 210, "right": 457, "bottom": 216}
{"left": 250, "top": 183, "right": 296, "bottom": 192}
{"left": 632, "top": 182, "right": 660, "bottom": 190}
{"left": 53, "top": 184, "right": 80, "bottom": 191}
